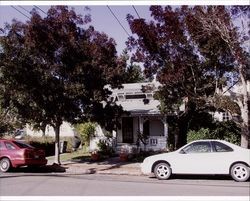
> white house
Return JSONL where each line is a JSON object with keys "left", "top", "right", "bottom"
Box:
{"left": 25, "top": 122, "right": 76, "bottom": 137}
{"left": 89, "top": 82, "right": 169, "bottom": 153}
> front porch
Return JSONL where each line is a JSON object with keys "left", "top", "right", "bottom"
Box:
{"left": 116, "top": 115, "right": 169, "bottom": 153}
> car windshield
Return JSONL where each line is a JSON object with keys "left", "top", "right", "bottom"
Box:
{"left": 12, "top": 141, "right": 34, "bottom": 149}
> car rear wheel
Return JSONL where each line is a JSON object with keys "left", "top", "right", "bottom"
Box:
{"left": 0, "top": 158, "right": 11, "bottom": 172}
{"left": 154, "top": 162, "right": 172, "bottom": 180}
{"left": 230, "top": 163, "right": 250, "bottom": 182}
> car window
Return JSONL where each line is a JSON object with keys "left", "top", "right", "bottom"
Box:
{"left": 12, "top": 141, "right": 34, "bottom": 149}
{"left": 0, "top": 142, "right": 4, "bottom": 150}
{"left": 213, "top": 141, "right": 233, "bottom": 152}
{"left": 183, "top": 142, "right": 212, "bottom": 153}
{"left": 5, "top": 142, "right": 17, "bottom": 150}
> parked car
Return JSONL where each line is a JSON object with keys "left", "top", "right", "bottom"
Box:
{"left": 141, "top": 139, "right": 250, "bottom": 182}
{"left": 0, "top": 139, "right": 47, "bottom": 172}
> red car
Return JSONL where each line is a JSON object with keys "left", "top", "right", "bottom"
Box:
{"left": 0, "top": 139, "right": 47, "bottom": 172}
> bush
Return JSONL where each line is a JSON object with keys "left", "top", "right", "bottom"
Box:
{"left": 96, "top": 139, "right": 114, "bottom": 156}
{"left": 187, "top": 128, "right": 211, "bottom": 143}
{"left": 23, "top": 136, "right": 75, "bottom": 156}
{"left": 25, "top": 136, "right": 55, "bottom": 156}
{"left": 74, "top": 122, "right": 96, "bottom": 146}
{"left": 187, "top": 121, "right": 241, "bottom": 145}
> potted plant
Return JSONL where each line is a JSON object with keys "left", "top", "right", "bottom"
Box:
{"left": 90, "top": 150, "right": 99, "bottom": 161}
{"left": 119, "top": 146, "right": 129, "bottom": 162}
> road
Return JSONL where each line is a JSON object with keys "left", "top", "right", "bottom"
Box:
{"left": 0, "top": 173, "right": 249, "bottom": 196}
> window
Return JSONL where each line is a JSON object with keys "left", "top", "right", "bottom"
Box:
{"left": 213, "top": 141, "right": 233, "bottom": 152}
{"left": 122, "top": 117, "right": 134, "bottom": 143}
{"left": 5, "top": 142, "right": 16, "bottom": 150}
{"left": 150, "top": 138, "right": 158, "bottom": 146}
{"left": 12, "top": 141, "right": 34, "bottom": 149}
{"left": 0, "top": 142, "right": 4, "bottom": 150}
{"left": 183, "top": 141, "right": 212, "bottom": 153}
{"left": 125, "top": 94, "right": 146, "bottom": 99}
{"left": 222, "top": 112, "right": 230, "bottom": 121}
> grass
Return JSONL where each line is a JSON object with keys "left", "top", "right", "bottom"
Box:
{"left": 46, "top": 150, "right": 91, "bottom": 162}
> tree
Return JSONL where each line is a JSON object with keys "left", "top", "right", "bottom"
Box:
{"left": 75, "top": 122, "right": 96, "bottom": 147}
{"left": 0, "top": 92, "right": 24, "bottom": 135}
{"left": 0, "top": 6, "right": 126, "bottom": 164}
{"left": 185, "top": 6, "right": 249, "bottom": 148}
{"left": 126, "top": 6, "right": 236, "bottom": 147}
{"left": 120, "top": 49, "right": 145, "bottom": 83}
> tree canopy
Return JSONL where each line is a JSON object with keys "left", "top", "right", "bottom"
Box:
{"left": 127, "top": 5, "right": 249, "bottom": 147}
{"left": 0, "top": 6, "right": 126, "bottom": 163}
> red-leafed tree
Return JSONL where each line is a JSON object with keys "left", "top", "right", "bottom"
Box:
{"left": 126, "top": 6, "right": 248, "bottom": 148}
{"left": 0, "top": 6, "right": 126, "bottom": 164}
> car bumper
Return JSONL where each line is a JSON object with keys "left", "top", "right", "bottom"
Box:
{"left": 11, "top": 158, "right": 47, "bottom": 167}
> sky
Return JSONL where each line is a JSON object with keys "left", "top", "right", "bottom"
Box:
{"left": 0, "top": 5, "right": 151, "bottom": 55}
{"left": 0, "top": 1, "right": 248, "bottom": 55}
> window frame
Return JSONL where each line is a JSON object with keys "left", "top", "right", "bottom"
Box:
{"left": 182, "top": 141, "right": 213, "bottom": 154}
{"left": 211, "top": 141, "right": 234, "bottom": 152}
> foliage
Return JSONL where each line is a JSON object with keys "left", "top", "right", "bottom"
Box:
{"left": 74, "top": 122, "right": 96, "bottom": 146}
{"left": 120, "top": 49, "right": 145, "bottom": 83}
{"left": 0, "top": 96, "right": 24, "bottom": 134}
{"left": 211, "top": 121, "right": 241, "bottom": 145}
{"left": 187, "top": 128, "right": 212, "bottom": 143}
{"left": 185, "top": 6, "right": 249, "bottom": 147}
{"left": 187, "top": 121, "right": 241, "bottom": 145}
{"left": 96, "top": 139, "right": 114, "bottom": 156}
{"left": 126, "top": 5, "right": 249, "bottom": 147}
{"left": 0, "top": 6, "right": 126, "bottom": 163}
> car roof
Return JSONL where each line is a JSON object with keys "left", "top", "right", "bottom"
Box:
{"left": 191, "top": 139, "right": 227, "bottom": 143}
{"left": 0, "top": 139, "right": 16, "bottom": 142}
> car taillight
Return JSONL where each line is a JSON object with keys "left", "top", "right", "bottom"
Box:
{"left": 24, "top": 149, "right": 33, "bottom": 158}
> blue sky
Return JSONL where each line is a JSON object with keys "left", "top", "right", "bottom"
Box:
{"left": 0, "top": 5, "right": 151, "bottom": 55}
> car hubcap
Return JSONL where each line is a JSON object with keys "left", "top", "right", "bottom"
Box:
{"left": 1, "top": 161, "right": 9, "bottom": 170}
{"left": 233, "top": 166, "right": 247, "bottom": 180}
{"left": 157, "top": 165, "right": 169, "bottom": 178}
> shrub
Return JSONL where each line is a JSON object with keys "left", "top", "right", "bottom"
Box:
{"left": 74, "top": 122, "right": 96, "bottom": 146}
{"left": 187, "top": 121, "right": 241, "bottom": 145}
{"left": 96, "top": 139, "right": 114, "bottom": 156}
{"left": 25, "top": 136, "right": 55, "bottom": 156}
{"left": 187, "top": 128, "right": 211, "bottom": 143}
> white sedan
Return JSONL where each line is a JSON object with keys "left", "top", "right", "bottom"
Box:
{"left": 141, "top": 140, "right": 250, "bottom": 182}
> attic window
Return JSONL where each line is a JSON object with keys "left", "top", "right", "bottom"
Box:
{"left": 125, "top": 94, "right": 146, "bottom": 99}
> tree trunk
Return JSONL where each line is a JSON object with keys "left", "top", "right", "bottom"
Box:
{"left": 240, "top": 89, "right": 249, "bottom": 148}
{"left": 239, "top": 68, "right": 249, "bottom": 148}
{"left": 53, "top": 124, "right": 61, "bottom": 164}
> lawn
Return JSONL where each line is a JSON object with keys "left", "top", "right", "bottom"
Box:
{"left": 46, "top": 150, "right": 91, "bottom": 162}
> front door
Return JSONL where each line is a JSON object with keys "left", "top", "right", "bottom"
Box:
{"left": 122, "top": 117, "right": 134, "bottom": 143}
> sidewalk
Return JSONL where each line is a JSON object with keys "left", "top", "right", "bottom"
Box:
{"left": 47, "top": 156, "right": 143, "bottom": 176}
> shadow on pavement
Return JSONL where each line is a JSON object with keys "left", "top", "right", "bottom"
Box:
{"left": 9, "top": 163, "right": 67, "bottom": 173}
{"left": 149, "top": 174, "right": 232, "bottom": 181}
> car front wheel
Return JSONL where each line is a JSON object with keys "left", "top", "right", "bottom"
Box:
{"left": 0, "top": 158, "right": 11, "bottom": 172}
{"left": 230, "top": 163, "right": 250, "bottom": 182}
{"left": 154, "top": 162, "right": 172, "bottom": 180}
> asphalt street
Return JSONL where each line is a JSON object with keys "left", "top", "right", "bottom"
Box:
{"left": 0, "top": 173, "right": 249, "bottom": 196}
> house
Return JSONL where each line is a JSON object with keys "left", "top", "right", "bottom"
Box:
{"left": 213, "top": 81, "right": 250, "bottom": 122}
{"left": 25, "top": 122, "right": 76, "bottom": 137}
{"left": 89, "top": 82, "right": 170, "bottom": 153}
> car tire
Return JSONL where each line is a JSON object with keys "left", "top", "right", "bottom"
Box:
{"left": 230, "top": 163, "right": 250, "bottom": 182}
{"left": 0, "top": 158, "right": 12, "bottom": 172}
{"left": 154, "top": 162, "right": 172, "bottom": 180}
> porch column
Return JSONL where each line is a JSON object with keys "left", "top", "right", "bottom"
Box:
{"left": 161, "top": 115, "right": 169, "bottom": 150}
{"left": 138, "top": 115, "right": 143, "bottom": 134}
